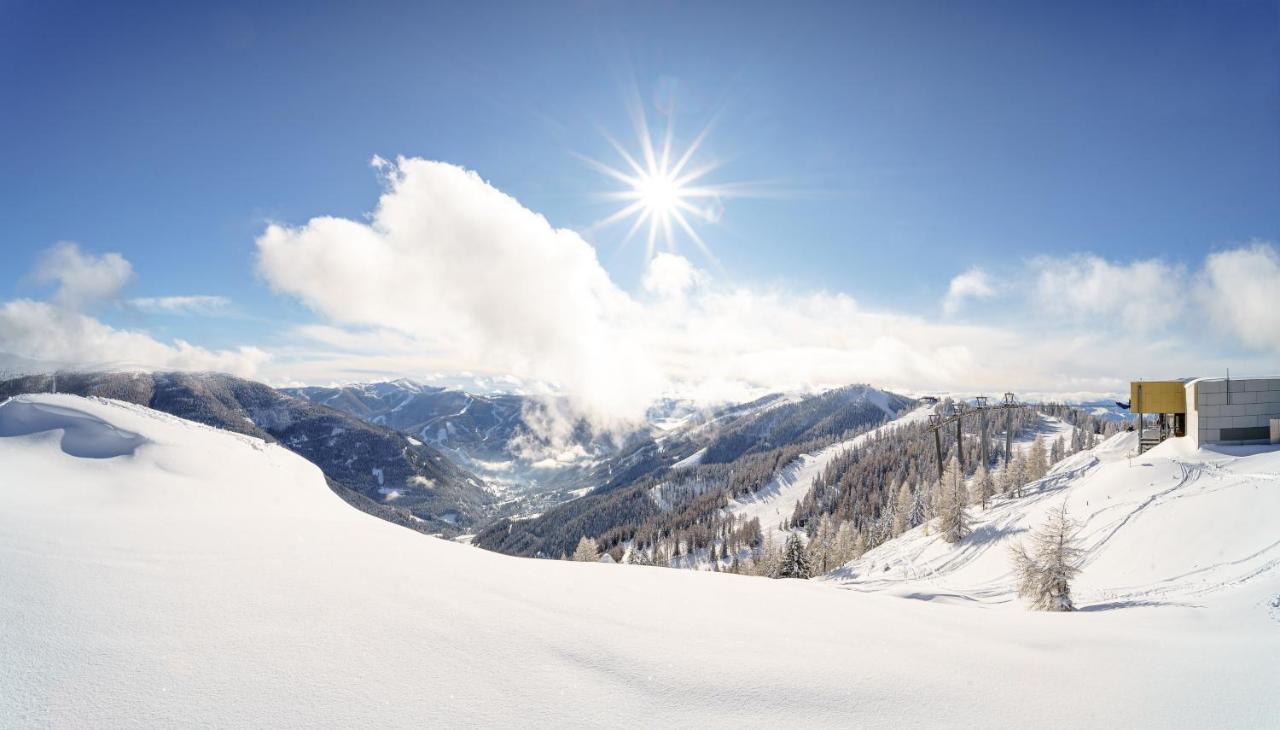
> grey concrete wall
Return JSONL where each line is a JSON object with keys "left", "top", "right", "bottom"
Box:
{"left": 1191, "top": 378, "right": 1280, "bottom": 445}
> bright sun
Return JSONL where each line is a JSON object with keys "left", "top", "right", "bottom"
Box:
{"left": 636, "top": 172, "right": 680, "bottom": 216}
{"left": 580, "top": 103, "right": 742, "bottom": 263}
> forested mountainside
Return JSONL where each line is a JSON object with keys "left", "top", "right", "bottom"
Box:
{"left": 474, "top": 385, "right": 916, "bottom": 558}
{"left": 283, "top": 381, "right": 647, "bottom": 513}
{"left": 482, "top": 397, "right": 1117, "bottom": 577}
{"left": 283, "top": 381, "right": 624, "bottom": 466}
{"left": 0, "top": 372, "right": 493, "bottom": 534}
{"left": 784, "top": 404, "right": 1115, "bottom": 553}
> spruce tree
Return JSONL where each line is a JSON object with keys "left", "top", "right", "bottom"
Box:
{"left": 776, "top": 532, "right": 812, "bottom": 579}
{"left": 627, "top": 546, "right": 653, "bottom": 566}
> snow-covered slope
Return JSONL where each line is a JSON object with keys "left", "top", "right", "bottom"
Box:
{"left": 730, "top": 404, "right": 936, "bottom": 544}
{"left": 2, "top": 394, "right": 1277, "bottom": 727}
{"left": 827, "top": 430, "right": 1280, "bottom": 612}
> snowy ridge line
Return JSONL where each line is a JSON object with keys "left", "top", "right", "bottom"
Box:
{"left": 0, "top": 393, "right": 272, "bottom": 451}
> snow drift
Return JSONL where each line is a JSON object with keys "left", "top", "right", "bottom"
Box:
{"left": 1, "top": 394, "right": 1277, "bottom": 727}
{"left": 0, "top": 398, "right": 147, "bottom": 458}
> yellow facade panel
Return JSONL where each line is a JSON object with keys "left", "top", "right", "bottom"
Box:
{"left": 1130, "top": 381, "right": 1186, "bottom": 414}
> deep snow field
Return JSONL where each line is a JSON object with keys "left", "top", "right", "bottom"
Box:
{"left": 2, "top": 394, "right": 1277, "bottom": 727}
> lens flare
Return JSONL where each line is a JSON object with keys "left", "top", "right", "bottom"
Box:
{"left": 580, "top": 104, "right": 738, "bottom": 263}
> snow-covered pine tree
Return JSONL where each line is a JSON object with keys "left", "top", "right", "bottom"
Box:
{"left": 968, "top": 462, "right": 994, "bottom": 509}
{"left": 776, "top": 532, "right": 812, "bottom": 579}
{"left": 1051, "top": 435, "right": 1065, "bottom": 464}
{"left": 1027, "top": 435, "right": 1048, "bottom": 482}
{"left": 627, "top": 546, "right": 653, "bottom": 566}
{"left": 1009, "top": 505, "right": 1082, "bottom": 611}
{"left": 893, "top": 480, "right": 912, "bottom": 536}
{"left": 835, "top": 520, "right": 856, "bottom": 564}
{"left": 571, "top": 536, "right": 599, "bottom": 562}
{"left": 809, "top": 515, "right": 835, "bottom": 572}
{"left": 1008, "top": 452, "right": 1029, "bottom": 497}
{"left": 852, "top": 530, "right": 868, "bottom": 559}
{"left": 755, "top": 537, "right": 781, "bottom": 577}
{"left": 935, "top": 455, "right": 970, "bottom": 544}
{"left": 910, "top": 480, "right": 928, "bottom": 531}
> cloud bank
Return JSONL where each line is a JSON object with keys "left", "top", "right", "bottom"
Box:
{"left": 1197, "top": 243, "right": 1280, "bottom": 351}
{"left": 258, "top": 157, "right": 1278, "bottom": 422}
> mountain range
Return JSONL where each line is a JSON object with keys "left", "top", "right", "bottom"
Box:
{"left": 0, "top": 371, "right": 493, "bottom": 535}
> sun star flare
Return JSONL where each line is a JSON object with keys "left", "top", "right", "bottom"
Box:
{"left": 582, "top": 108, "right": 734, "bottom": 263}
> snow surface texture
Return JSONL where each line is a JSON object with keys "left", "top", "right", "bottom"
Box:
{"left": 2, "top": 394, "right": 1278, "bottom": 727}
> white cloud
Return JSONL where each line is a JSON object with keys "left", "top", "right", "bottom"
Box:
{"left": 128, "top": 295, "right": 231, "bottom": 316}
{"left": 34, "top": 242, "right": 133, "bottom": 309}
{"left": 258, "top": 158, "right": 659, "bottom": 425}
{"left": 643, "top": 252, "right": 704, "bottom": 300}
{"left": 255, "top": 157, "right": 1280, "bottom": 416}
{"left": 1032, "top": 254, "right": 1184, "bottom": 331}
{"left": 942, "top": 267, "right": 996, "bottom": 315}
{"left": 1196, "top": 242, "right": 1280, "bottom": 351}
{"left": 1, "top": 244, "right": 265, "bottom": 377}
{"left": 0, "top": 299, "right": 267, "bottom": 376}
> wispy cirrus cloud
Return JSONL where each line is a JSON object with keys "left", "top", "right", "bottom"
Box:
{"left": 127, "top": 295, "right": 231, "bottom": 316}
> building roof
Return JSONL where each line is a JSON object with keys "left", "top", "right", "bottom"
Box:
{"left": 1183, "top": 374, "right": 1280, "bottom": 386}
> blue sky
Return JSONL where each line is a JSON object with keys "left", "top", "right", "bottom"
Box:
{"left": 2, "top": 1, "right": 1278, "bottom": 412}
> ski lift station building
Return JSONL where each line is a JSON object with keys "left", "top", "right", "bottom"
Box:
{"left": 1130, "top": 376, "right": 1280, "bottom": 449}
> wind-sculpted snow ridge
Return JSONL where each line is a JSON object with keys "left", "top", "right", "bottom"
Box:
{"left": 826, "top": 431, "right": 1280, "bottom": 611}
{"left": 2, "top": 394, "right": 1277, "bottom": 727}
{"left": 0, "top": 396, "right": 148, "bottom": 458}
